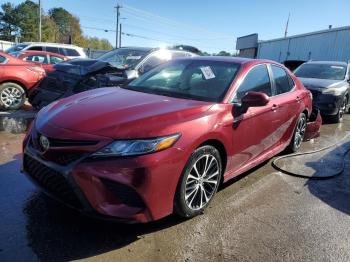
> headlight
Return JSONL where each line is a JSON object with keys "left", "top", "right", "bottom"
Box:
{"left": 92, "top": 134, "right": 180, "bottom": 157}
{"left": 322, "top": 88, "right": 344, "bottom": 96}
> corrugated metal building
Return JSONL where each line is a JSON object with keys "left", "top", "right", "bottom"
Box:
{"left": 237, "top": 26, "right": 350, "bottom": 63}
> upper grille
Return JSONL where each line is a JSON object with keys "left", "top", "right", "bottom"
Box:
{"left": 52, "top": 153, "right": 84, "bottom": 165}
{"left": 23, "top": 154, "right": 82, "bottom": 208}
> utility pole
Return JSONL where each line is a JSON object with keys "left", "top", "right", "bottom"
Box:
{"left": 284, "top": 13, "right": 290, "bottom": 38}
{"left": 119, "top": 23, "right": 122, "bottom": 48}
{"left": 38, "top": 0, "right": 42, "bottom": 41}
{"left": 115, "top": 4, "right": 122, "bottom": 48}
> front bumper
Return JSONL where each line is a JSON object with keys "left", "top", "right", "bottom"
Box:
{"left": 22, "top": 132, "right": 186, "bottom": 223}
{"left": 311, "top": 92, "right": 343, "bottom": 116}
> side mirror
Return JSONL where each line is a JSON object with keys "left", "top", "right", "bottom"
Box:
{"left": 241, "top": 91, "right": 270, "bottom": 108}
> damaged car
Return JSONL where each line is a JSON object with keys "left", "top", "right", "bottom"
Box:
{"left": 294, "top": 61, "right": 350, "bottom": 122}
{"left": 29, "top": 46, "right": 198, "bottom": 109}
{"left": 22, "top": 57, "right": 321, "bottom": 223}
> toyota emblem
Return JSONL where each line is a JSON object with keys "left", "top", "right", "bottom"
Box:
{"left": 39, "top": 135, "right": 50, "bottom": 152}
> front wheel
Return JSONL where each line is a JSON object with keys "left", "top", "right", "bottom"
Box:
{"left": 174, "top": 145, "right": 222, "bottom": 218}
{"left": 287, "top": 112, "right": 307, "bottom": 153}
{"left": 330, "top": 96, "right": 347, "bottom": 123}
{"left": 0, "top": 83, "right": 26, "bottom": 110}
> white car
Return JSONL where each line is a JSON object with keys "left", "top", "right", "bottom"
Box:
{"left": 6, "top": 42, "right": 87, "bottom": 59}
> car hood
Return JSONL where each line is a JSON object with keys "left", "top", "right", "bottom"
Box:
{"left": 54, "top": 58, "right": 125, "bottom": 76}
{"left": 36, "top": 88, "right": 213, "bottom": 139}
{"left": 298, "top": 77, "right": 346, "bottom": 90}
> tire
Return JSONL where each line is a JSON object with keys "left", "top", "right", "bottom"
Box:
{"left": 287, "top": 112, "right": 307, "bottom": 153}
{"left": 330, "top": 96, "right": 347, "bottom": 123}
{"left": 174, "top": 145, "right": 222, "bottom": 218}
{"left": 0, "top": 82, "right": 26, "bottom": 110}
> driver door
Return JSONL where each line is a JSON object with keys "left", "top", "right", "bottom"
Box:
{"left": 230, "top": 64, "right": 283, "bottom": 172}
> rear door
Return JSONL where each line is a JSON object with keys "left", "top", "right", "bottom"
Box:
{"left": 268, "top": 64, "right": 300, "bottom": 145}
{"left": 230, "top": 64, "right": 282, "bottom": 171}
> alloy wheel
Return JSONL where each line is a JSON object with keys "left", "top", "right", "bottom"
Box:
{"left": 294, "top": 115, "right": 306, "bottom": 149}
{"left": 0, "top": 86, "right": 24, "bottom": 108}
{"left": 185, "top": 154, "right": 220, "bottom": 210}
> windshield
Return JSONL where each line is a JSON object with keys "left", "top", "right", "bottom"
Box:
{"left": 124, "top": 59, "right": 240, "bottom": 102}
{"left": 295, "top": 63, "right": 347, "bottom": 80}
{"left": 98, "top": 48, "right": 148, "bottom": 69}
{"left": 5, "top": 44, "right": 29, "bottom": 54}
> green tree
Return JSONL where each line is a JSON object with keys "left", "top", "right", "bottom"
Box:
{"left": 216, "top": 50, "right": 232, "bottom": 56}
{"left": 0, "top": 2, "right": 20, "bottom": 41}
{"left": 0, "top": 0, "right": 113, "bottom": 50}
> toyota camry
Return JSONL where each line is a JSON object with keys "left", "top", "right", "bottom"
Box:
{"left": 22, "top": 57, "right": 321, "bottom": 223}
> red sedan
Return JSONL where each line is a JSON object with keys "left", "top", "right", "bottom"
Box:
{"left": 0, "top": 52, "right": 45, "bottom": 110}
{"left": 22, "top": 57, "right": 321, "bottom": 223}
{"left": 16, "top": 51, "right": 67, "bottom": 72}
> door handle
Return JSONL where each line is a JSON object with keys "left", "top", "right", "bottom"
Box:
{"left": 271, "top": 104, "right": 279, "bottom": 111}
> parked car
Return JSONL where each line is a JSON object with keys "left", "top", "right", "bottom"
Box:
{"left": 294, "top": 61, "right": 350, "bottom": 122}
{"left": 5, "top": 42, "right": 86, "bottom": 59}
{"left": 0, "top": 52, "right": 45, "bottom": 110}
{"left": 22, "top": 57, "right": 321, "bottom": 223}
{"left": 12, "top": 51, "right": 68, "bottom": 71}
{"left": 28, "top": 46, "right": 198, "bottom": 109}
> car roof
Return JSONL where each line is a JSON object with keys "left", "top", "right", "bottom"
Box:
{"left": 20, "top": 50, "right": 67, "bottom": 57}
{"left": 116, "top": 46, "right": 153, "bottom": 52}
{"left": 303, "top": 60, "right": 348, "bottom": 66}
{"left": 174, "top": 56, "right": 274, "bottom": 65}
{"left": 20, "top": 42, "right": 82, "bottom": 48}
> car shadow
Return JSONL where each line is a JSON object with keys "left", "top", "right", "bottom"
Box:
{"left": 23, "top": 192, "right": 186, "bottom": 261}
{"left": 304, "top": 140, "right": 350, "bottom": 215}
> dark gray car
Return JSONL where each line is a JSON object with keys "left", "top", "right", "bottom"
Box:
{"left": 294, "top": 61, "right": 350, "bottom": 122}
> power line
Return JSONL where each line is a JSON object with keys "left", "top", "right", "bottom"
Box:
{"left": 122, "top": 4, "right": 233, "bottom": 39}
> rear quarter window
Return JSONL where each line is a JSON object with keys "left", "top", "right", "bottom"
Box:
{"left": 271, "top": 65, "right": 293, "bottom": 95}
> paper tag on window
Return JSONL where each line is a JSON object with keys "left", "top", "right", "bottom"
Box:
{"left": 200, "top": 66, "right": 215, "bottom": 79}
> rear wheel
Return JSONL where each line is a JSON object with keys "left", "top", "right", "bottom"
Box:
{"left": 287, "top": 112, "right": 307, "bottom": 153}
{"left": 0, "top": 82, "right": 26, "bottom": 110}
{"left": 174, "top": 145, "right": 222, "bottom": 218}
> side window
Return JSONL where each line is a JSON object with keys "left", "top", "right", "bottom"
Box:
{"left": 50, "top": 55, "right": 65, "bottom": 64}
{"left": 46, "top": 46, "right": 60, "bottom": 54}
{"left": 23, "top": 54, "right": 48, "bottom": 64}
{"left": 271, "top": 65, "right": 293, "bottom": 95}
{"left": 0, "top": 55, "right": 6, "bottom": 63}
{"left": 64, "top": 48, "right": 80, "bottom": 56}
{"left": 235, "top": 64, "right": 272, "bottom": 100}
{"left": 27, "top": 46, "right": 43, "bottom": 51}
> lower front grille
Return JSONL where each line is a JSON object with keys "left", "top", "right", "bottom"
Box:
{"left": 23, "top": 154, "right": 82, "bottom": 208}
{"left": 100, "top": 178, "right": 145, "bottom": 208}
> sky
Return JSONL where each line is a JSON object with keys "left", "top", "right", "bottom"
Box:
{"left": 2, "top": 0, "right": 350, "bottom": 53}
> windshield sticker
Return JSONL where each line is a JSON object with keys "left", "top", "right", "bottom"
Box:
{"left": 330, "top": 66, "right": 344, "bottom": 69}
{"left": 126, "top": 56, "right": 142, "bottom": 60}
{"left": 200, "top": 66, "right": 216, "bottom": 80}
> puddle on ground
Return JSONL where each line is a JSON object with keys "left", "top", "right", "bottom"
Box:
{"left": 0, "top": 116, "right": 34, "bottom": 134}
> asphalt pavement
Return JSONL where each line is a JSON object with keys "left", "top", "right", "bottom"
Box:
{"left": 1, "top": 107, "right": 350, "bottom": 262}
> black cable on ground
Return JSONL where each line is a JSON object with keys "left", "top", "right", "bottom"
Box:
{"left": 272, "top": 136, "right": 350, "bottom": 180}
